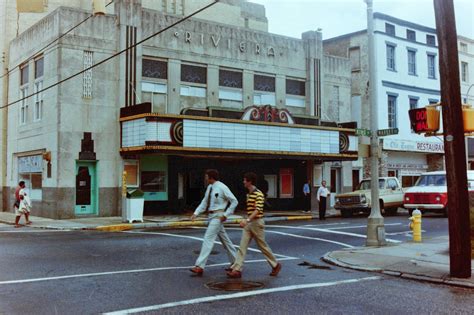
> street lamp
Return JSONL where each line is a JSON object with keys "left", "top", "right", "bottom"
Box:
{"left": 365, "top": 0, "right": 386, "bottom": 246}
{"left": 464, "top": 84, "right": 474, "bottom": 104}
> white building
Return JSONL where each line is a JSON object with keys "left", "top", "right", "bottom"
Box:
{"left": 325, "top": 13, "right": 447, "bottom": 187}
{"left": 1, "top": 0, "right": 357, "bottom": 218}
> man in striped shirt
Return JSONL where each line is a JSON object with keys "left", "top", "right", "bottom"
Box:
{"left": 227, "top": 172, "right": 281, "bottom": 278}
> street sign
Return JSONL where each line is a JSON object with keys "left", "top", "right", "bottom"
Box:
{"left": 377, "top": 128, "right": 399, "bottom": 137}
{"left": 355, "top": 128, "right": 372, "bottom": 137}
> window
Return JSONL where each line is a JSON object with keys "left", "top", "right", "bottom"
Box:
{"left": 83, "top": 51, "right": 93, "bottom": 99}
{"left": 142, "top": 58, "right": 167, "bottom": 79}
{"left": 427, "top": 54, "right": 436, "bottom": 79}
{"left": 387, "top": 178, "right": 398, "bottom": 190}
{"left": 349, "top": 47, "right": 361, "bottom": 71}
{"left": 407, "top": 29, "right": 416, "bottom": 42}
{"left": 34, "top": 57, "right": 43, "bottom": 79}
{"left": 20, "top": 87, "right": 28, "bottom": 124}
{"left": 429, "top": 99, "right": 439, "bottom": 104}
{"left": 461, "top": 62, "right": 469, "bottom": 82}
{"left": 385, "top": 23, "right": 395, "bottom": 36}
{"left": 219, "top": 69, "right": 242, "bottom": 88}
{"left": 460, "top": 42, "right": 468, "bottom": 53}
{"left": 386, "top": 44, "right": 396, "bottom": 71}
{"left": 181, "top": 64, "right": 207, "bottom": 84}
{"left": 409, "top": 97, "right": 418, "bottom": 110}
{"left": 286, "top": 79, "right": 305, "bottom": 107}
{"left": 279, "top": 168, "right": 293, "bottom": 198}
{"left": 18, "top": 155, "right": 43, "bottom": 201}
{"left": 426, "top": 35, "right": 436, "bottom": 46}
{"left": 141, "top": 171, "right": 167, "bottom": 192}
{"left": 20, "top": 64, "right": 29, "bottom": 86}
{"left": 254, "top": 74, "right": 275, "bottom": 92}
{"left": 407, "top": 49, "right": 417, "bottom": 75}
{"left": 388, "top": 94, "right": 397, "bottom": 128}
{"left": 124, "top": 161, "right": 139, "bottom": 187}
{"left": 33, "top": 81, "right": 43, "bottom": 121}
{"left": 33, "top": 56, "right": 44, "bottom": 121}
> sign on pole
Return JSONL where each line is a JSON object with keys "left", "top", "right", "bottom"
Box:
{"left": 355, "top": 128, "right": 372, "bottom": 137}
{"left": 377, "top": 128, "right": 399, "bottom": 137}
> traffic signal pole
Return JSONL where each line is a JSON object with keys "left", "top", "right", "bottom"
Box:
{"left": 433, "top": 0, "right": 471, "bottom": 278}
{"left": 365, "top": 0, "right": 386, "bottom": 246}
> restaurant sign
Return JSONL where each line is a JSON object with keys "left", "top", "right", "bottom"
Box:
{"left": 383, "top": 139, "right": 444, "bottom": 153}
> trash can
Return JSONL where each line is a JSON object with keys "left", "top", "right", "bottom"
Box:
{"left": 123, "top": 189, "right": 145, "bottom": 223}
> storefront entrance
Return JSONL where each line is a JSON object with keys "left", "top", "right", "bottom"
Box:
{"left": 75, "top": 161, "right": 98, "bottom": 215}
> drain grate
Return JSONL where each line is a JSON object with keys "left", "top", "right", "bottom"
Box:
{"left": 298, "top": 261, "right": 332, "bottom": 270}
{"left": 206, "top": 281, "right": 265, "bottom": 291}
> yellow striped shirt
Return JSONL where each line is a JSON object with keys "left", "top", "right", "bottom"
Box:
{"left": 246, "top": 189, "right": 265, "bottom": 218}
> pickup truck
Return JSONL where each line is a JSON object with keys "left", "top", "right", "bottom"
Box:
{"left": 334, "top": 177, "right": 405, "bottom": 217}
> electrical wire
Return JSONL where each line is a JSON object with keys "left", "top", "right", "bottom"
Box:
{"left": 0, "top": 0, "right": 115, "bottom": 81}
{"left": 2, "top": 0, "right": 219, "bottom": 109}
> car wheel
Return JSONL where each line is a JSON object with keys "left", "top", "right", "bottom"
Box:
{"left": 385, "top": 207, "right": 398, "bottom": 216}
{"left": 341, "top": 209, "right": 352, "bottom": 218}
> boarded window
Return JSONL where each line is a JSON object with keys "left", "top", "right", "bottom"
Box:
{"left": 349, "top": 47, "right": 361, "bottom": 71}
{"left": 286, "top": 79, "right": 305, "bottom": 96}
{"left": 181, "top": 64, "right": 207, "bottom": 84}
{"left": 254, "top": 75, "right": 275, "bottom": 92}
{"left": 219, "top": 69, "right": 242, "bottom": 88}
{"left": 142, "top": 59, "right": 168, "bottom": 79}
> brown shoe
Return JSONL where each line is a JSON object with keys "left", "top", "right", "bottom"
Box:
{"left": 226, "top": 270, "right": 242, "bottom": 278}
{"left": 270, "top": 263, "right": 282, "bottom": 276}
{"left": 190, "top": 266, "right": 204, "bottom": 275}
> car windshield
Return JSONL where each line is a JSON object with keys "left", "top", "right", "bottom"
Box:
{"left": 357, "top": 179, "right": 385, "bottom": 190}
{"left": 415, "top": 175, "right": 446, "bottom": 187}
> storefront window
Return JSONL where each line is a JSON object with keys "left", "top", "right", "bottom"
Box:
{"left": 141, "top": 171, "right": 167, "bottom": 192}
{"left": 18, "top": 155, "right": 43, "bottom": 200}
{"left": 124, "top": 161, "right": 139, "bottom": 187}
{"left": 264, "top": 175, "right": 277, "bottom": 198}
{"left": 279, "top": 169, "right": 293, "bottom": 198}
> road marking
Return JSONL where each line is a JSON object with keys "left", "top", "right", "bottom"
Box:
{"left": 386, "top": 230, "right": 426, "bottom": 236}
{"left": 124, "top": 231, "right": 296, "bottom": 259}
{"left": 302, "top": 222, "right": 349, "bottom": 227}
{"left": 267, "top": 225, "right": 402, "bottom": 243}
{"left": 194, "top": 227, "right": 354, "bottom": 249}
{"left": 0, "top": 257, "right": 298, "bottom": 286}
{"left": 103, "top": 276, "right": 381, "bottom": 314}
{"left": 325, "top": 223, "right": 402, "bottom": 230}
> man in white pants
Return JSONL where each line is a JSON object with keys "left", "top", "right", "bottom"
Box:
{"left": 190, "top": 169, "right": 238, "bottom": 276}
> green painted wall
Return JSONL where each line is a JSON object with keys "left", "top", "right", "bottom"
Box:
{"left": 140, "top": 155, "right": 168, "bottom": 201}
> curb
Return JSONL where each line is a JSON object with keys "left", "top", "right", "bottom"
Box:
{"left": 1, "top": 215, "right": 316, "bottom": 232}
{"left": 322, "top": 251, "right": 474, "bottom": 289}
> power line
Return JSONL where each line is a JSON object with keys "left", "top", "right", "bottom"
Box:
{"left": 0, "top": 0, "right": 115, "bottom": 81}
{"left": 3, "top": 0, "right": 219, "bottom": 109}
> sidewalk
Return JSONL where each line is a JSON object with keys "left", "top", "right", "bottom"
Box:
{"left": 323, "top": 236, "right": 474, "bottom": 289}
{"left": 0, "top": 209, "right": 338, "bottom": 231}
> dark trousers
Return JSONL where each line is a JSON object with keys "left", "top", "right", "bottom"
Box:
{"left": 319, "top": 197, "right": 327, "bottom": 220}
{"left": 304, "top": 194, "right": 311, "bottom": 211}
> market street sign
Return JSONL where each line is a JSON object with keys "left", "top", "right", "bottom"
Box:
{"left": 377, "top": 128, "right": 399, "bottom": 137}
{"left": 355, "top": 128, "right": 372, "bottom": 137}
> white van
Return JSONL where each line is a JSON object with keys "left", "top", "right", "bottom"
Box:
{"left": 403, "top": 171, "right": 474, "bottom": 216}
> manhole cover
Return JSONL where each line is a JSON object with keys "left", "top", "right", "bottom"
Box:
{"left": 206, "top": 281, "right": 265, "bottom": 291}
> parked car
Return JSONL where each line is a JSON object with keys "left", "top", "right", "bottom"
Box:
{"left": 403, "top": 171, "right": 474, "bottom": 216}
{"left": 334, "top": 177, "right": 404, "bottom": 217}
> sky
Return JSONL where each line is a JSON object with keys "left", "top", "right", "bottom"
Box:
{"left": 251, "top": 0, "right": 474, "bottom": 40}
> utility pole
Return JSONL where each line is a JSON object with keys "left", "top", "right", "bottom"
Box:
{"left": 433, "top": 0, "right": 471, "bottom": 278}
{"left": 365, "top": 0, "right": 386, "bottom": 246}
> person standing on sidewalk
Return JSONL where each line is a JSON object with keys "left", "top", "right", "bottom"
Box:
{"left": 14, "top": 181, "right": 30, "bottom": 228}
{"left": 189, "top": 169, "right": 238, "bottom": 276}
{"left": 317, "top": 180, "right": 330, "bottom": 220}
{"left": 227, "top": 172, "right": 281, "bottom": 279}
{"left": 303, "top": 180, "right": 311, "bottom": 213}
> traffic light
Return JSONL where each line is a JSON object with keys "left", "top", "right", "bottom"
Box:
{"left": 463, "top": 105, "right": 474, "bottom": 133}
{"left": 409, "top": 107, "right": 440, "bottom": 134}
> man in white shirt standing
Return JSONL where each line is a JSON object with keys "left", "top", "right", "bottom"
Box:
{"left": 317, "top": 180, "right": 330, "bottom": 220}
{"left": 190, "top": 169, "right": 238, "bottom": 276}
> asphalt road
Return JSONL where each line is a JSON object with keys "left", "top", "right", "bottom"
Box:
{"left": 0, "top": 213, "right": 472, "bottom": 315}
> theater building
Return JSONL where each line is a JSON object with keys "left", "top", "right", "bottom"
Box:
{"left": 4, "top": 0, "right": 358, "bottom": 218}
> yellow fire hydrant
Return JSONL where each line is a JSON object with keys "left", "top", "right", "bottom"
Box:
{"left": 409, "top": 209, "right": 422, "bottom": 242}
